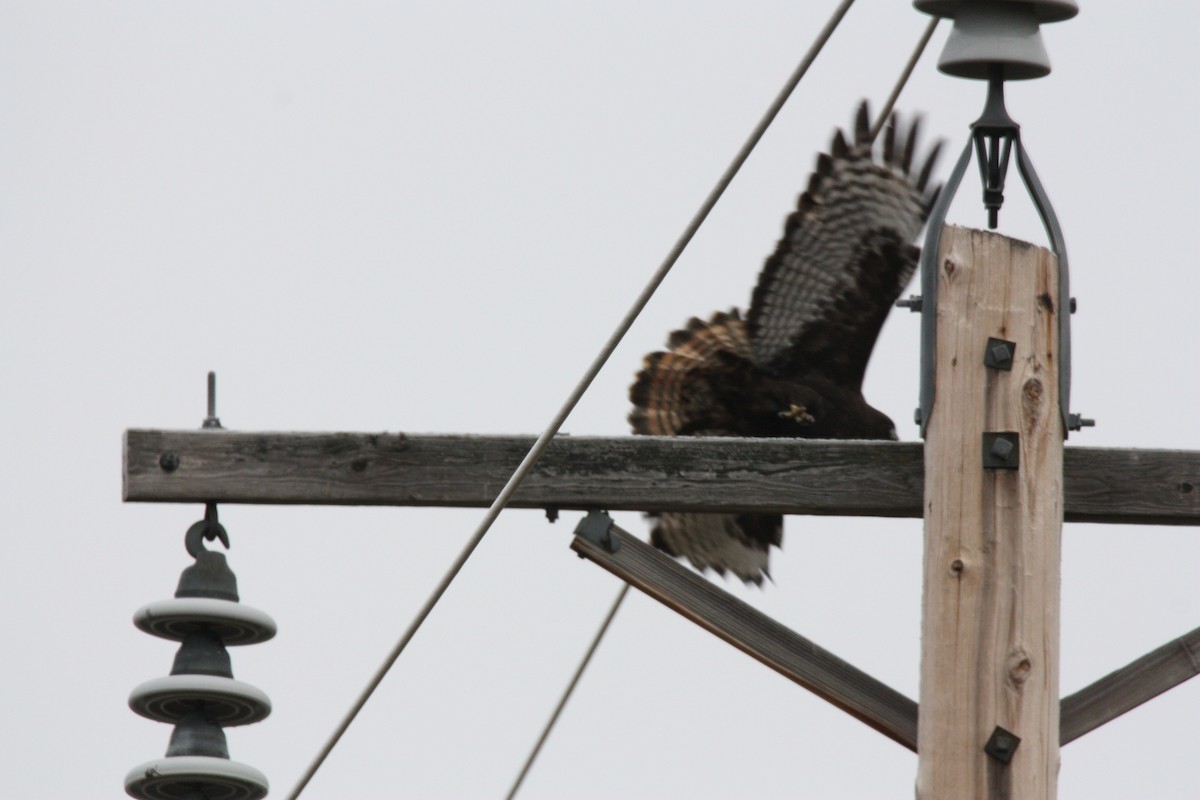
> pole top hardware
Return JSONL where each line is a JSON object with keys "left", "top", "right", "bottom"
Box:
{"left": 186, "top": 502, "right": 230, "bottom": 557}
{"left": 202, "top": 371, "right": 222, "bottom": 429}
{"left": 915, "top": 0, "right": 1078, "bottom": 80}
{"left": 915, "top": 1, "right": 1079, "bottom": 437}
{"left": 574, "top": 510, "right": 620, "bottom": 554}
{"left": 915, "top": 0, "right": 1077, "bottom": 22}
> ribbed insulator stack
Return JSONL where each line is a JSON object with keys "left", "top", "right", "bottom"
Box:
{"left": 126, "top": 512, "right": 276, "bottom": 800}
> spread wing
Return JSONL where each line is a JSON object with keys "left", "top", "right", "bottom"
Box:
{"left": 747, "top": 101, "right": 941, "bottom": 388}
{"left": 628, "top": 101, "right": 942, "bottom": 585}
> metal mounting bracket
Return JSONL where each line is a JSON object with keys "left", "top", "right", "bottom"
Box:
{"left": 574, "top": 510, "right": 620, "bottom": 553}
{"left": 918, "top": 74, "right": 1076, "bottom": 438}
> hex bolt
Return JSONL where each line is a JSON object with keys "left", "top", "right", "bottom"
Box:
{"left": 983, "top": 337, "right": 1015, "bottom": 371}
{"left": 1068, "top": 413, "right": 1096, "bottom": 431}
{"left": 982, "top": 432, "right": 1020, "bottom": 469}
{"left": 984, "top": 726, "right": 1021, "bottom": 765}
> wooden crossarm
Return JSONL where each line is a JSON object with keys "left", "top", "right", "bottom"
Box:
{"left": 123, "top": 430, "right": 1200, "bottom": 526}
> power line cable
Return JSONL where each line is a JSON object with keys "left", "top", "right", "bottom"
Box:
{"left": 285, "top": 2, "right": 857, "bottom": 797}
{"left": 500, "top": 16, "right": 941, "bottom": 799}
{"left": 870, "top": 16, "right": 940, "bottom": 143}
{"left": 504, "top": 584, "right": 631, "bottom": 800}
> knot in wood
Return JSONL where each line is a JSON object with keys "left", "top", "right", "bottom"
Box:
{"left": 942, "top": 258, "right": 956, "bottom": 276}
{"left": 1006, "top": 649, "right": 1033, "bottom": 686}
{"left": 1022, "top": 378, "right": 1046, "bottom": 422}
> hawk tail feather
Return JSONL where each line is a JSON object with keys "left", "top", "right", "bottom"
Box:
{"left": 648, "top": 511, "right": 782, "bottom": 586}
{"left": 630, "top": 311, "right": 783, "bottom": 584}
{"left": 628, "top": 310, "right": 752, "bottom": 436}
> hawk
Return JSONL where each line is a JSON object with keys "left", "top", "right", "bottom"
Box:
{"left": 629, "top": 101, "right": 941, "bottom": 584}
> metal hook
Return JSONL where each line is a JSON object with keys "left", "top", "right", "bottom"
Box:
{"left": 185, "top": 502, "right": 230, "bottom": 557}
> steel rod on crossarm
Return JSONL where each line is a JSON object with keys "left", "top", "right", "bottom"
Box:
{"left": 284, "top": 5, "right": 860, "bottom": 797}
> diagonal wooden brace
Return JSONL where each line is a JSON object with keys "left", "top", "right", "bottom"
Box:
{"left": 572, "top": 517, "right": 1200, "bottom": 753}
{"left": 1060, "top": 625, "right": 1200, "bottom": 745}
{"left": 571, "top": 518, "right": 919, "bottom": 751}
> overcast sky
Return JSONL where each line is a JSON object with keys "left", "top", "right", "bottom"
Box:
{"left": 2, "top": 2, "right": 1198, "bottom": 798}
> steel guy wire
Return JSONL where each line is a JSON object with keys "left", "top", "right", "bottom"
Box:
{"left": 284, "top": 2, "right": 857, "bottom": 797}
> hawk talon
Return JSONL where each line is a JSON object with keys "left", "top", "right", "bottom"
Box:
{"left": 779, "top": 403, "right": 816, "bottom": 424}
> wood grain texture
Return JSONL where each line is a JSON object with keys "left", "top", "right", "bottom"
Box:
{"left": 123, "top": 430, "right": 921, "bottom": 513}
{"left": 1060, "top": 625, "right": 1200, "bottom": 745}
{"left": 917, "top": 227, "right": 1063, "bottom": 799}
{"left": 122, "top": 430, "right": 1200, "bottom": 525}
{"left": 571, "top": 520, "right": 919, "bottom": 750}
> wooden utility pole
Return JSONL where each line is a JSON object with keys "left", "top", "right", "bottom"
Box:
{"left": 917, "top": 225, "right": 1064, "bottom": 798}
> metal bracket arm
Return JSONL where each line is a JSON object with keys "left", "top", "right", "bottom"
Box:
{"left": 918, "top": 76, "right": 1074, "bottom": 437}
